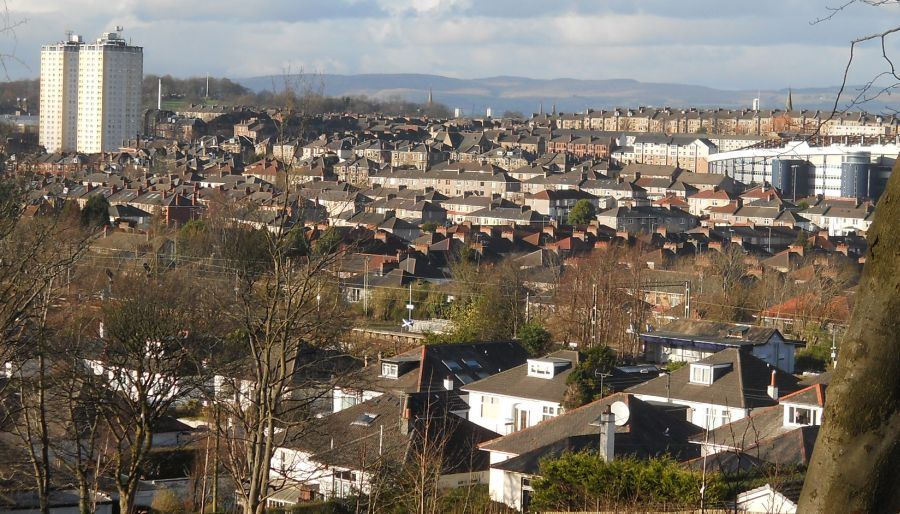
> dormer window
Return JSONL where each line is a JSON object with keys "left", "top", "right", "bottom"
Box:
{"left": 690, "top": 363, "right": 732, "bottom": 385}
{"left": 528, "top": 362, "right": 552, "bottom": 377}
{"left": 527, "top": 358, "right": 571, "bottom": 379}
{"left": 726, "top": 326, "right": 750, "bottom": 339}
{"left": 690, "top": 364, "right": 713, "bottom": 385}
{"left": 381, "top": 362, "right": 398, "bottom": 379}
{"left": 785, "top": 405, "right": 819, "bottom": 426}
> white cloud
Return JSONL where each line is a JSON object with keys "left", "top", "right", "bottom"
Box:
{"left": 2, "top": 0, "right": 899, "bottom": 91}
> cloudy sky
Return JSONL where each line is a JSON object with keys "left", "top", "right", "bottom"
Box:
{"left": 4, "top": 0, "right": 900, "bottom": 90}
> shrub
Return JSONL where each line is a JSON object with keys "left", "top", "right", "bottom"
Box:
{"left": 530, "top": 453, "right": 725, "bottom": 512}
{"left": 795, "top": 345, "right": 831, "bottom": 372}
{"left": 151, "top": 487, "right": 185, "bottom": 514}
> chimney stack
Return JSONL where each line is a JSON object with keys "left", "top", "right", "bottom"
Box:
{"left": 767, "top": 370, "right": 779, "bottom": 400}
{"left": 400, "top": 404, "right": 413, "bottom": 436}
{"left": 598, "top": 405, "right": 615, "bottom": 463}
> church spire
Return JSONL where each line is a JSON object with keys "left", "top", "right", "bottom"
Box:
{"left": 786, "top": 87, "right": 793, "bottom": 111}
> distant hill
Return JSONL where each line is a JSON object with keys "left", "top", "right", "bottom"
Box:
{"left": 237, "top": 73, "right": 883, "bottom": 116}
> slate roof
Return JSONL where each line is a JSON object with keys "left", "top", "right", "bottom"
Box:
{"left": 800, "top": 371, "right": 831, "bottom": 386}
{"left": 340, "top": 341, "right": 529, "bottom": 396}
{"left": 461, "top": 350, "right": 579, "bottom": 403}
{"left": 626, "top": 349, "right": 801, "bottom": 409}
{"left": 480, "top": 393, "right": 702, "bottom": 461}
{"left": 779, "top": 383, "right": 826, "bottom": 407}
{"left": 689, "top": 401, "right": 820, "bottom": 468}
{"left": 681, "top": 451, "right": 764, "bottom": 473}
{"left": 419, "top": 341, "right": 530, "bottom": 392}
{"left": 640, "top": 319, "right": 783, "bottom": 348}
{"left": 748, "top": 425, "right": 819, "bottom": 467}
{"left": 281, "top": 391, "right": 499, "bottom": 474}
{"left": 465, "top": 207, "right": 550, "bottom": 224}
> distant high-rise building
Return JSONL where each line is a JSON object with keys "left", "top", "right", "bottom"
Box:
{"left": 39, "top": 30, "right": 143, "bottom": 154}
{"left": 39, "top": 34, "right": 82, "bottom": 153}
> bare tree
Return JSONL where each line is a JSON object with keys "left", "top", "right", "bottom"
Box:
{"left": 811, "top": 0, "right": 900, "bottom": 115}
{"left": 52, "top": 313, "right": 117, "bottom": 514}
{"left": 0, "top": 181, "right": 87, "bottom": 514}
{"left": 88, "top": 275, "right": 216, "bottom": 513}
{"left": 364, "top": 395, "right": 491, "bottom": 514}
{"left": 210, "top": 219, "right": 349, "bottom": 514}
{"left": 0, "top": 180, "right": 84, "bottom": 404}
{"left": 0, "top": 0, "right": 27, "bottom": 79}
{"left": 545, "top": 243, "right": 649, "bottom": 355}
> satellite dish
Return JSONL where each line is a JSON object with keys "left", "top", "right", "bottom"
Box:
{"left": 610, "top": 401, "right": 630, "bottom": 427}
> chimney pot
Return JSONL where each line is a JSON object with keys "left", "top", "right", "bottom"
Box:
{"left": 767, "top": 370, "right": 779, "bottom": 400}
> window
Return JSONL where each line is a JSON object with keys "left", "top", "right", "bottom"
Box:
{"left": 719, "top": 409, "right": 731, "bottom": 427}
{"left": 528, "top": 363, "right": 551, "bottom": 377}
{"left": 442, "top": 359, "right": 462, "bottom": 371}
{"left": 542, "top": 405, "right": 558, "bottom": 421}
{"left": 690, "top": 364, "right": 712, "bottom": 385}
{"left": 381, "top": 362, "right": 398, "bottom": 378}
{"left": 462, "top": 358, "right": 482, "bottom": 369}
{"left": 514, "top": 406, "right": 530, "bottom": 431}
{"left": 480, "top": 395, "right": 499, "bottom": 419}
{"left": 788, "top": 406, "right": 814, "bottom": 426}
{"left": 704, "top": 408, "right": 716, "bottom": 428}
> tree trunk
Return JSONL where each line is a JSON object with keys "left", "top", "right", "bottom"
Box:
{"left": 78, "top": 480, "right": 92, "bottom": 514}
{"left": 798, "top": 162, "right": 900, "bottom": 513}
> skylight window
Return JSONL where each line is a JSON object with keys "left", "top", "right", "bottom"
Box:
{"left": 442, "top": 359, "right": 462, "bottom": 371}
{"left": 462, "top": 358, "right": 482, "bottom": 369}
{"left": 455, "top": 373, "right": 475, "bottom": 385}
{"left": 351, "top": 413, "right": 379, "bottom": 427}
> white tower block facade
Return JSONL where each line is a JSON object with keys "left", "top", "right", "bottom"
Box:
{"left": 39, "top": 31, "right": 143, "bottom": 154}
{"left": 39, "top": 34, "right": 82, "bottom": 153}
{"left": 77, "top": 32, "right": 143, "bottom": 153}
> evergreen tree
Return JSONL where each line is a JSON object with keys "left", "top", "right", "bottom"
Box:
{"left": 567, "top": 199, "right": 596, "bottom": 225}
{"left": 80, "top": 194, "right": 110, "bottom": 228}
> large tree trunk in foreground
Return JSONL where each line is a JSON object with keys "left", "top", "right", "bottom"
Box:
{"left": 798, "top": 162, "right": 900, "bottom": 513}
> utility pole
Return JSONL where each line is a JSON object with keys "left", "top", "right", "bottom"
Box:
{"left": 363, "top": 258, "right": 369, "bottom": 318}
{"left": 831, "top": 329, "right": 838, "bottom": 368}
{"left": 212, "top": 404, "right": 219, "bottom": 513}
{"left": 405, "top": 283, "right": 415, "bottom": 332}
{"left": 684, "top": 281, "right": 691, "bottom": 319}
{"left": 591, "top": 284, "right": 598, "bottom": 348}
{"left": 525, "top": 291, "right": 531, "bottom": 322}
